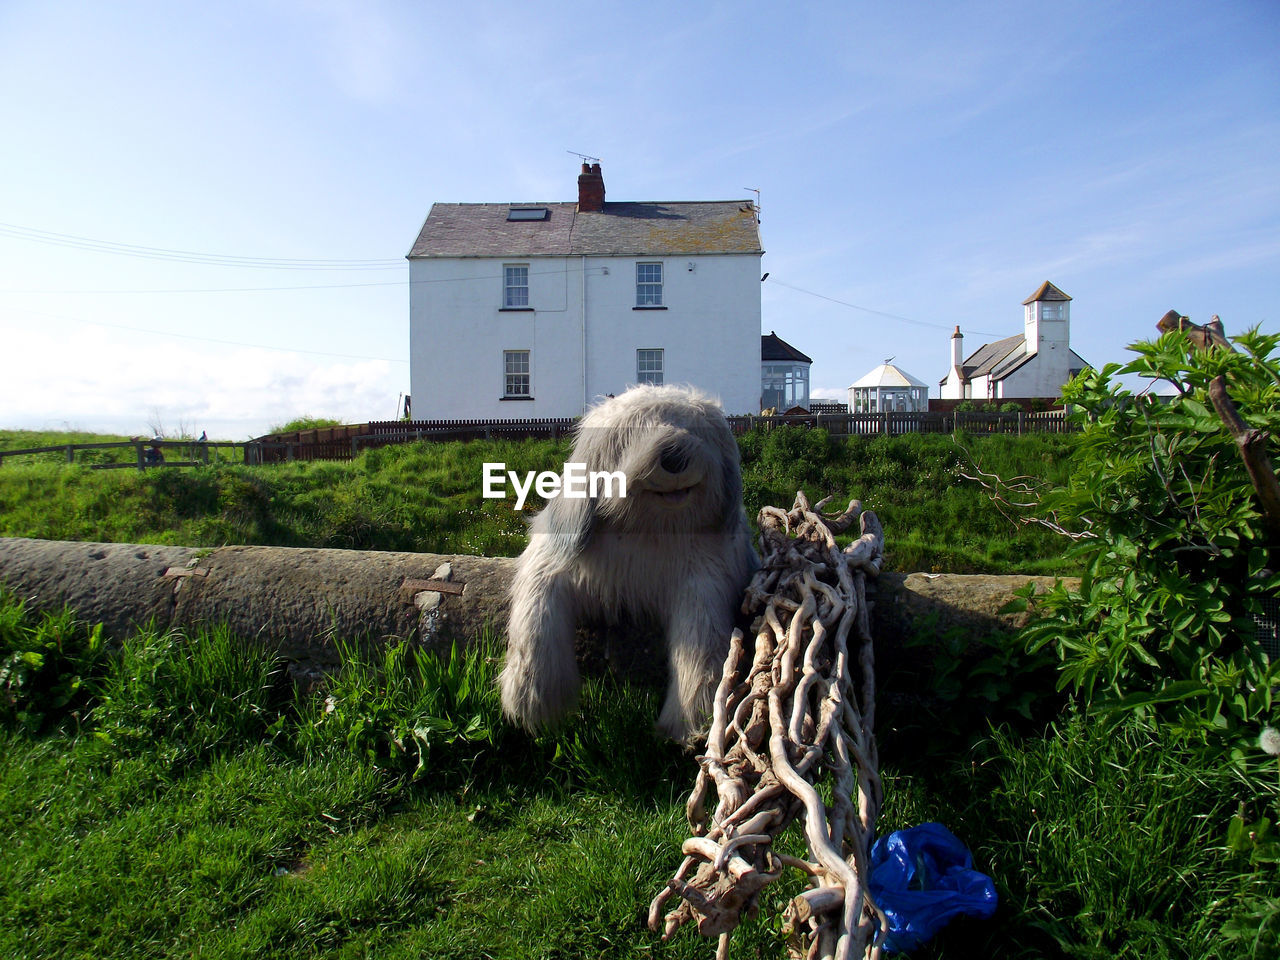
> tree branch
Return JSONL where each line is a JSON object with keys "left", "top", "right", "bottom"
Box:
{"left": 1157, "top": 311, "right": 1280, "bottom": 547}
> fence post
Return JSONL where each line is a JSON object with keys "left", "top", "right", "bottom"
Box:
{"left": 881, "top": 412, "right": 889, "bottom": 436}
{"left": 135, "top": 442, "right": 145, "bottom": 472}
{"left": 65, "top": 445, "right": 74, "bottom": 464}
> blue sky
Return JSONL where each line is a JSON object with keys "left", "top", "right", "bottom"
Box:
{"left": 1, "top": 0, "right": 1276, "bottom": 438}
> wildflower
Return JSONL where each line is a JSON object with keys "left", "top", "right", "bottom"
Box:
{"left": 1260, "top": 726, "right": 1280, "bottom": 756}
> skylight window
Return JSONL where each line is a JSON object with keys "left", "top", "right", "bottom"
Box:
{"left": 507, "top": 207, "right": 549, "bottom": 221}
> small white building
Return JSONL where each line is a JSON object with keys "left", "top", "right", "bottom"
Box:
{"left": 406, "top": 163, "right": 763, "bottom": 419}
{"left": 761, "top": 331, "right": 812, "bottom": 412}
{"left": 938, "top": 282, "right": 1089, "bottom": 401}
{"left": 848, "top": 360, "right": 929, "bottom": 413}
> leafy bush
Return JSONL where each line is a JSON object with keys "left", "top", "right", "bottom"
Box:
{"left": 296, "top": 634, "right": 508, "bottom": 782}
{"left": 879, "top": 616, "right": 1062, "bottom": 760}
{"left": 269, "top": 416, "right": 343, "bottom": 434}
{"left": 0, "top": 592, "right": 106, "bottom": 733}
{"left": 1012, "top": 324, "right": 1280, "bottom": 751}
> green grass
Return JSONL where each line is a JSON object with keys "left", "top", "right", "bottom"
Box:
{"left": 0, "top": 429, "right": 134, "bottom": 451}
{"left": 0, "top": 429, "right": 137, "bottom": 467}
{"left": 0, "top": 428, "right": 1076, "bottom": 573}
{"left": 2, "top": 593, "right": 1276, "bottom": 959}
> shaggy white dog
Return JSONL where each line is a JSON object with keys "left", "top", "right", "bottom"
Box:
{"left": 500, "top": 384, "right": 759, "bottom": 740}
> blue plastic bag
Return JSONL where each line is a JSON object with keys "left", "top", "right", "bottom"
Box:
{"left": 868, "top": 822, "right": 998, "bottom": 953}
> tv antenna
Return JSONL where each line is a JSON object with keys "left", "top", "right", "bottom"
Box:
{"left": 568, "top": 150, "right": 601, "bottom": 164}
{"left": 744, "top": 186, "right": 760, "bottom": 221}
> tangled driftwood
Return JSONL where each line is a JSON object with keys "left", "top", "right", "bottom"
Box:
{"left": 649, "top": 492, "right": 888, "bottom": 960}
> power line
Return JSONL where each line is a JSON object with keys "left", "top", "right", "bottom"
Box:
{"left": 764, "top": 276, "right": 1006, "bottom": 339}
{"left": 2, "top": 232, "right": 997, "bottom": 341}
{"left": 14, "top": 308, "right": 407, "bottom": 363}
{"left": 0, "top": 222, "right": 405, "bottom": 270}
{"left": 0, "top": 264, "right": 601, "bottom": 295}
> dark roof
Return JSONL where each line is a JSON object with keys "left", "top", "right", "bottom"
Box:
{"left": 1022, "top": 281, "right": 1071, "bottom": 305}
{"left": 407, "top": 203, "right": 576, "bottom": 258}
{"left": 962, "top": 333, "right": 1025, "bottom": 379}
{"left": 941, "top": 337, "right": 1093, "bottom": 386}
{"left": 762, "top": 331, "right": 812, "bottom": 364}
{"left": 408, "top": 200, "right": 763, "bottom": 259}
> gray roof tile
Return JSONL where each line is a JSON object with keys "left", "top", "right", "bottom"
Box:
{"left": 1022, "top": 281, "right": 1071, "bottom": 304}
{"left": 963, "top": 333, "right": 1025, "bottom": 379}
{"left": 408, "top": 200, "right": 763, "bottom": 258}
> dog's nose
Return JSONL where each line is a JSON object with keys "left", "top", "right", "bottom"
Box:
{"left": 659, "top": 443, "right": 689, "bottom": 474}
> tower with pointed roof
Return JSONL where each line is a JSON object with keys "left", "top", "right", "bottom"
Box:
{"left": 1023, "top": 281, "right": 1071, "bottom": 361}
{"left": 938, "top": 282, "right": 1088, "bottom": 403}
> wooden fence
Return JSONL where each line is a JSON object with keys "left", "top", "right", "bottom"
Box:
{"left": 0, "top": 410, "right": 1074, "bottom": 470}
{"left": 726, "top": 409, "right": 1072, "bottom": 436}
{"left": 0, "top": 438, "right": 359, "bottom": 470}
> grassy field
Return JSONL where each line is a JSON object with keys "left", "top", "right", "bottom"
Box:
{"left": 2, "top": 426, "right": 1276, "bottom": 957}
{"left": 2, "top": 592, "right": 1275, "bottom": 959}
{"left": 0, "top": 428, "right": 1076, "bottom": 574}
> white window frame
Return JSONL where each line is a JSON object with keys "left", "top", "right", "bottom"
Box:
{"left": 503, "top": 349, "right": 531, "bottom": 398}
{"left": 636, "top": 262, "right": 663, "bottom": 306}
{"left": 504, "top": 264, "right": 529, "bottom": 308}
{"left": 637, "top": 348, "right": 664, "bottom": 385}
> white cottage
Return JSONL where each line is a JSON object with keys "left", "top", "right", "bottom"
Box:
{"left": 406, "top": 163, "right": 764, "bottom": 419}
{"left": 848, "top": 361, "right": 929, "bottom": 413}
{"left": 938, "top": 282, "right": 1089, "bottom": 402}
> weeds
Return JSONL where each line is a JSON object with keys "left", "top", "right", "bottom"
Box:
{"left": 0, "top": 589, "right": 107, "bottom": 734}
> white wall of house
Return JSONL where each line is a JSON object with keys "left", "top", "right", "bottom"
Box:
{"left": 409, "top": 252, "right": 762, "bottom": 419}
{"left": 939, "top": 375, "right": 968, "bottom": 401}
{"left": 1011, "top": 299, "right": 1072, "bottom": 397}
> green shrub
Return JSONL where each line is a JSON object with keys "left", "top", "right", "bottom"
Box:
{"left": 1011, "top": 325, "right": 1280, "bottom": 752}
{"left": 296, "top": 634, "right": 507, "bottom": 782}
{"left": 269, "top": 416, "right": 343, "bottom": 434}
{"left": 879, "top": 616, "right": 1063, "bottom": 761}
{"left": 0, "top": 592, "right": 106, "bottom": 734}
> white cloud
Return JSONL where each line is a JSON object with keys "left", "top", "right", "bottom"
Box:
{"left": 1, "top": 320, "right": 403, "bottom": 439}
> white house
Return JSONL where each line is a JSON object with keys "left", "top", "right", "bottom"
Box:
{"left": 848, "top": 361, "right": 929, "bottom": 413}
{"left": 938, "top": 282, "right": 1089, "bottom": 402}
{"left": 761, "top": 331, "right": 812, "bottom": 412}
{"left": 406, "top": 163, "right": 764, "bottom": 419}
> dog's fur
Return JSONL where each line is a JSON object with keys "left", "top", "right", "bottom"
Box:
{"left": 499, "top": 384, "right": 759, "bottom": 740}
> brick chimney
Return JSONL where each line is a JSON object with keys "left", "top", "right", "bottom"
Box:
{"left": 951, "top": 325, "right": 964, "bottom": 369}
{"left": 577, "top": 162, "right": 605, "bottom": 212}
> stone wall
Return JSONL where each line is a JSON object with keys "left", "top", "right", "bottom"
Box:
{"left": 0, "top": 537, "right": 1068, "bottom": 682}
